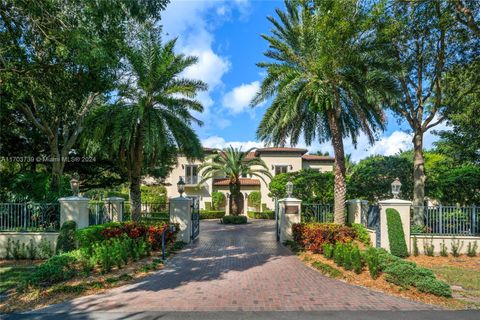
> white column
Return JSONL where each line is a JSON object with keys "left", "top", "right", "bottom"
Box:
{"left": 225, "top": 193, "right": 231, "bottom": 216}
{"left": 378, "top": 199, "right": 412, "bottom": 252}
{"left": 58, "top": 196, "right": 90, "bottom": 229}
{"left": 105, "top": 197, "right": 124, "bottom": 222}
{"left": 278, "top": 197, "right": 302, "bottom": 243}
{"left": 169, "top": 197, "right": 193, "bottom": 244}
{"left": 346, "top": 199, "right": 369, "bottom": 225}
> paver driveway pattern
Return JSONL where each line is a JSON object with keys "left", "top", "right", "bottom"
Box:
{"left": 38, "top": 220, "right": 435, "bottom": 313}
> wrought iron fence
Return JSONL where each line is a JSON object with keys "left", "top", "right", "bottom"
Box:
{"left": 301, "top": 204, "right": 334, "bottom": 223}
{"left": 125, "top": 202, "right": 170, "bottom": 221}
{"left": 0, "top": 203, "right": 60, "bottom": 231}
{"left": 411, "top": 205, "right": 480, "bottom": 236}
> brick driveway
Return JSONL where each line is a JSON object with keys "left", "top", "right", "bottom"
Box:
{"left": 39, "top": 220, "right": 434, "bottom": 312}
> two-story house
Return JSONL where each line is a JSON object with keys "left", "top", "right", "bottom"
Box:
{"left": 164, "top": 147, "right": 334, "bottom": 214}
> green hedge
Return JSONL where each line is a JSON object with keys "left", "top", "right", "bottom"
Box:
{"left": 200, "top": 210, "right": 225, "bottom": 219}
{"left": 386, "top": 208, "right": 408, "bottom": 258}
{"left": 222, "top": 215, "right": 247, "bottom": 224}
{"left": 247, "top": 210, "right": 275, "bottom": 220}
{"left": 374, "top": 248, "right": 451, "bottom": 297}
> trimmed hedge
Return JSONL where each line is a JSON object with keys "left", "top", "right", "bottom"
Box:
{"left": 222, "top": 215, "right": 247, "bottom": 224}
{"left": 76, "top": 221, "right": 178, "bottom": 250}
{"left": 247, "top": 210, "right": 275, "bottom": 220}
{"left": 200, "top": 210, "right": 225, "bottom": 219}
{"left": 386, "top": 208, "right": 408, "bottom": 258}
{"left": 373, "top": 247, "right": 451, "bottom": 297}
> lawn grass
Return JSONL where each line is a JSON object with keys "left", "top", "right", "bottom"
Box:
{"left": 430, "top": 265, "right": 480, "bottom": 294}
{"left": 0, "top": 265, "right": 36, "bottom": 294}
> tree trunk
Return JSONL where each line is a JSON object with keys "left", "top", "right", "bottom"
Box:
{"left": 129, "top": 122, "right": 145, "bottom": 221}
{"left": 129, "top": 175, "right": 142, "bottom": 221}
{"left": 229, "top": 181, "right": 241, "bottom": 216}
{"left": 49, "top": 139, "right": 64, "bottom": 192}
{"left": 327, "top": 110, "right": 347, "bottom": 225}
{"left": 51, "top": 160, "right": 64, "bottom": 192}
{"left": 412, "top": 131, "right": 426, "bottom": 226}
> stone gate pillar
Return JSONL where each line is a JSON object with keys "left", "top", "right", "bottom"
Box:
{"left": 169, "top": 197, "right": 193, "bottom": 244}
{"left": 59, "top": 196, "right": 90, "bottom": 229}
{"left": 278, "top": 197, "right": 302, "bottom": 243}
{"left": 346, "top": 199, "right": 369, "bottom": 225}
{"left": 378, "top": 199, "right": 412, "bottom": 252}
{"left": 105, "top": 197, "right": 125, "bottom": 222}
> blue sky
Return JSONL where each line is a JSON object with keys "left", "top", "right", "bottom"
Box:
{"left": 161, "top": 0, "right": 447, "bottom": 162}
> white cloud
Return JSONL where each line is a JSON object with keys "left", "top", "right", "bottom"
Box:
{"left": 161, "top": 0, "right": 250, "bottom": 133}
{"left": 222, "top": 81, "right": 261, "bottom": 114}
{"left": 202, "top": 136, "right": 264, "bottom": 150}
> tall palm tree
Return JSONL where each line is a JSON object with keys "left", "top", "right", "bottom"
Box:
{"left": 252, "top": 0, "right": 397, "bottom": 224}
{"left": 199, "top": 147, "right": 272, "bottom": 215}
{"left": 87, "top": 27, "right": 207, "bottom": 220}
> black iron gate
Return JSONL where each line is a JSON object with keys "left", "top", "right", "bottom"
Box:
{"left": 275, "top": 199, "right": 280, "bottom": 241}
{"left": 366, "top": 204, "right": 381, "bottom": 248}
{"left": 191, "top": 198, "right": 200, "bottom": 240}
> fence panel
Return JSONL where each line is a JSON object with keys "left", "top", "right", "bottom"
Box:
{"left": 0, "top": 203, "right": 60, "bottom": 231}
{"left": 125, "top": 202, "right": 170, "bottom": 221}
{"left": 412, "top": 205, "right": 480, "bottom": 236}
{"left": 301, "top": 204, "right": 334, "bottom": 223}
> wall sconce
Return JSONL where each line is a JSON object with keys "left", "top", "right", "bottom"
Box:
{"left": 289, "top": 165, "right": 293, "bottom": 169}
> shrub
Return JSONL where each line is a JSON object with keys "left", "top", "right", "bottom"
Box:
{"left": 333, "top": 244, "right": 345, "bottom": 267}
{"left": 247, "top": 211, "right": 275, "bottom": 220}
{"left": 32, "top": 253, "right": 78, "bottom": 286}
{"left": 38, "top": 238, "right": 54, "bottom": 259}
{"left": 200, "top": 210, "right": 225, "bottom": 219}
{"left": 412, "top": 236, "right": 419, "bottom": 257}
{"left": 204, "top": 202, "right": 212, "bottom": 211}
{"left": 212, "top": 191, "right": 226, "bottom": 210}
{"left": 440, "top": 241, "right": 448, "bottom": 257}
{"left": 247, "top": 191, "right": 261, "bottom": 210}
{"left": 450, "top": 238, "right": 463, "bottom": 257}
{"left": 351, "top": 223, "right": 371, "bottom": 246}
{"left": 383, "top": 262, "right": 435, "bottom": 288}
{"left": 311, "top": 261, "right": 343, "bottom": 278}
{"left": 386, "top": 209, "right": 408, "bottom": 258}
{"left": 365, "top": 247, "right": 380, "bottom": 279}
{"left": 322, "top": 243, "right": 334, "bottom": 259}
{"left": 423, "top": 238, "right": 435, "bottom": 256}
{"left": 467, "top": 241, "right": 478, "bottom": 257}
{"left": 27, "top": 239, "right": 37, "bottom": 260}
{"left": 56, "top": 220, "right": 77, "bottom": 254}
{"left": 76, "top": 221, "right": 177, "bottom": 251}
{"left": 351, "top": 246, "right": 362, "bottom": 274}
{"left": 343, "top": 247, "right": 353, "bottom": 271}
{"left": 222, "top": 215, "right": 247, "bottom": 224}
{"left": 93, "top": 242, "right": 114, "bottom": 273}
{"left": 415, "top": 278, "right": 452, "bottom": 297}
{"left": 292, "top": 223, "right": 357, "bottom": 253}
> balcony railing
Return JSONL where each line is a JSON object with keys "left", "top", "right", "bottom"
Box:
{"left": 181, "top": 176, "right": 199, "bottom": 185}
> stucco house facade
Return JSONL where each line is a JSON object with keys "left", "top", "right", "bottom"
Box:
{"left": 164, "top": 147, "right": 334, "bottom": 214}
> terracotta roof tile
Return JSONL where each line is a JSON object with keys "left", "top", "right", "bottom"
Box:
{"left": 302, "top": 154, "right": 335, "bottom": 161}
{"left": 245, "top": 151, "right": 257, "bottom": 159}
{"left": 255, "top": 147, "right": 308, "bottom": 154}
{"left": 213, "top": 178, "right": 261, "bottom": 186}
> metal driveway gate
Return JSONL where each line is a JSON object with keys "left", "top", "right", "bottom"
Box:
{"left": 366, "top": 204, "right": 381, "bottom": 248}
{"left": 191, "top": 198, "right": 200, "bottom": 240}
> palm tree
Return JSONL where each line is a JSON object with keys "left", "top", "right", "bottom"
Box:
{"left": 252, "top": 0, "right": 397, "bottom": 224}
{"left": 87, "top": 27, "right": 207, "bottom": 220}
{"left": 199, "top": 147, "right": 272, "bottom": 215}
